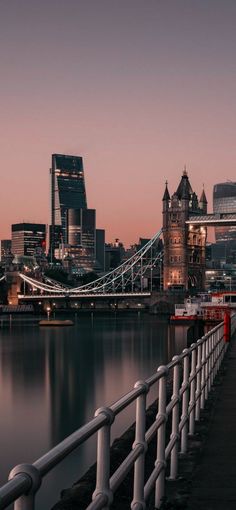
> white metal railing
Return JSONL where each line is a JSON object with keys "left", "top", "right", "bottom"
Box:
{"left": 0, "top": 315, "right": 235, "bottom": 510}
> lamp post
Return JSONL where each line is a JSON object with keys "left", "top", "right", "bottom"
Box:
{"left": 46, "top": 306, "right": 51, "bottom": 321}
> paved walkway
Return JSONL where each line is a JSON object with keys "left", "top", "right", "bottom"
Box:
{"left": 187, "top": 335, "right": 236, "bottom": 510}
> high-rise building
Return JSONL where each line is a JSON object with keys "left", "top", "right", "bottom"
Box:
{"left": 62, "top": 208, "right": 98, "bottom": 272}
{"left": 213, "top": 182, "right": 236, "bottom": 242}
{"left": 50, "top": 153, "right": 105, "bottom": 271}
{"left": 68, "top": 207, "right": 96, "bottom": 253}
{"left": 11, "top": 223, "right": 46, "bottom": 257}
{"left": 50, "top": 154, "right": 87, "bottom": 253}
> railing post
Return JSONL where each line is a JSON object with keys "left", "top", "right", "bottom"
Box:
{"left": 207, "top": 334, "right": 212, "bottom": 393}
{"left": 214, "top": 328, "right": 220, "bottom": 377}
{"left": 189, "top": 345, "right": 197, "bottom": 436}
{"left": 209, "top": 332, "right": 214, "bottom": 389}
{"left": 204, "top": 336, "right": 209, "bottom": 401}
{"left": 221, "top": 322, "right": 227, "bottom": 361}
{"left": 180, "top": 351, "right": 189, "bottom": 455}
{"left": 132, "top": 381, "right": 149, "bottom": 510}
{"left": 195, "top": 340, "right": 202, "bottom": 422}
{"left": 216, "top": 326, "right": 222, "bottom": 372}
{"left": 200, "top": 339, "right": 206, "bottom": 410}
{"left": 224, "top": 311, "right": 231, "bottom": 343}
{"left": 92, "top": 407, "right": 114, "bottom": 509}
{"left": 155, "top": 366, "right": 168, "bottom": 510}
{"left": 169, "top": 356, "right": 180, "bottom": 480}
{"left": 8, "top": 464, "right": 41, "bottom": 510}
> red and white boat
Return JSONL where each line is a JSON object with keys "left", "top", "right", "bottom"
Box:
{"left": 171, "top": 298, "right": 203, "bottom": 322}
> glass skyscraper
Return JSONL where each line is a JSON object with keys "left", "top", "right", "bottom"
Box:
{"left": 11, "top": 223, "right": 46, "bottom": 256}
{"left": 213, "top": 182, "right": 236, "bottom": 242}
{"left": 50, "top": 154, "right": 87, "bottom": 253}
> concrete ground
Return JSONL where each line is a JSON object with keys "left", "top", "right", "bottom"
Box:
{"left": 187, "top": 335, "right": 236, "bottom": 510}
{"left": 163, "top": 335, "right": 236, "bottom": 510}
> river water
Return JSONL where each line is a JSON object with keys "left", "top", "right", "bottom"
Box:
{"left": 0, "top": 313, "right": 189, "bottom": 509}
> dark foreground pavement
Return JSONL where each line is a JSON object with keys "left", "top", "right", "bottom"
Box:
{"left": 163, "top": 334, "right": 236, "bottom": 510}
{"left": 186, "top": 334, "right": 236, "bottom": 510}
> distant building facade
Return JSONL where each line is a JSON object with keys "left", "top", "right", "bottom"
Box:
{"left": 11, "top": 223, "right": 46, "bottom": 257}
{"left": 0, "top": 239, "right": 11, "bottom": 262}
{"left": 213, "top": 182, "right": 236, "bottom": 242}
{"left": 105, "top": 240, "right": 125, "bottom": 271}
{"left": 162, "top": 171, "right": 207, "bottom": 291}
{"left": 95, "top": 229, "right": 105, "bottom": 271}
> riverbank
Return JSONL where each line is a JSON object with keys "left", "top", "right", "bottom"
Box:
{"left": 51, "top": 340, "right": 231, "bottom": 510}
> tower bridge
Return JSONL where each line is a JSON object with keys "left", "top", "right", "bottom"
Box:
{"left": 162, "top": 171, "right": 236, "bottom": 292}
{"left": 3, "top": 171, "right": 236, "bottom": 305}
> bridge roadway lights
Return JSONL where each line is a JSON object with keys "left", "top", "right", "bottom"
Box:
{"left": 224, "top": 312, "right": 231, "bottom": 343}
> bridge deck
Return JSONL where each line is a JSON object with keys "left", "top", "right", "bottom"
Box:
{"left": 186, "top": 213, "right": 236, "bottom": 226}
{"left": 187, "top": 333, "right": 236, "bottom": 509}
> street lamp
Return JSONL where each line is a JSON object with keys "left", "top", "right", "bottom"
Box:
{"left": 46, "top": 306, "right": 51, "bottom": 321}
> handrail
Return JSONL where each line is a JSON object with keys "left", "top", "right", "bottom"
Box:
{"left": 0, "top": 313, "right": 235, "bottom": 510}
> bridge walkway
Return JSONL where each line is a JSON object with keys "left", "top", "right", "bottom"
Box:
{"left": 187, "top": 333, "right": 236, "bottom": 510}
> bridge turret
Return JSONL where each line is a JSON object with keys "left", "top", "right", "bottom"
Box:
{"left": 162, "top": 181, "right": 170, "bottom": 229}
{"left": 199, "top": 187, "right": 207, "bottom": 214}
{"left": 163, "top": 170, "right": 206, "bottom": 292}
{"left": 162, "top": 182, "right": 170, "bottom": 207}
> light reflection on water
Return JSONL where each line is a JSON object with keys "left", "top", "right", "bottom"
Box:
{"left": 0, "top": 314, "right": 189, "bottom": 509}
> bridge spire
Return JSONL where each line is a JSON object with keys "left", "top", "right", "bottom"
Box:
{"left": 162, "top": 181, "right": 170, "bottom": 201}
{"left": 200, "top": 187, "right": 207, "bottom": 204}
{"left": 176, "top": 169, "right": 192, "bottom": 199}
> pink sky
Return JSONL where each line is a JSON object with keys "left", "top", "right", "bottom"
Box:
{"left": 1, "top": 1, "right": 236, "bottom": 246}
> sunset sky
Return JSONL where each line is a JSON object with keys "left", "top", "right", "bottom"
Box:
{"left": 1, "top": 0, "right": 236, "bottom": 246}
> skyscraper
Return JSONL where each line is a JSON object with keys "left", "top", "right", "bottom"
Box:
{"left": 65, "top": 208, "right": 97, "bottom": 272}
{"left": 213, "top": 182, "right": 236, "bottom": 242}
{"left": 68, "top": 208, "right": 96, "bottom": 258}
{"left": 50, "top": 154, "right": 87, "bottom": 254}
{"left": 11, "top": 223, "right": 46, "bottom": 256}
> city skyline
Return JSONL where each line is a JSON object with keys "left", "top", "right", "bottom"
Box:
{"left": 1, "top": 1, "right": 236, "bottom": 244}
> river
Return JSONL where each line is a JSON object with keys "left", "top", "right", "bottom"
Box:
{"left": 0, "top": 313, "right": 190, "bottom": 509}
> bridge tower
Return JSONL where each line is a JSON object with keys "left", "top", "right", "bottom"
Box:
{"left": 162, "top": 171, "right": 207, "bottom": 291}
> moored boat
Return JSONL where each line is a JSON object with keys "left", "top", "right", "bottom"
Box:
{"left": 39, "top": 320, "right": 74, "bottom": 326}
{"left": 170, "top": 298, "right": 203, "bottom": 323}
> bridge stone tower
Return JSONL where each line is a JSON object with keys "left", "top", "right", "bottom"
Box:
{"left": 162, "top": 171, "right": 207, "bottom": 291}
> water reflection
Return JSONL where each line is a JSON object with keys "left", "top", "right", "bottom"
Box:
{"left": 0, "top": 314, "right": 190, "bottom": 509}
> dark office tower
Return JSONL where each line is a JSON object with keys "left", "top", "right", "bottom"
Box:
{"left": 96, "top": 229, "right": 105, "bottom": 271}
{"left": 213, "top": 182, "right": 236, "bottom": 242}
{"left": 50, "top": 154, "right": 87, "bottom": 253}
{"left": 68, "top": 208, "right": 95, "bottom": 254}
{"left": 11, "top": 223, "right": 46, "bottom": 256}
{"left": 68, "top": 209, "right": 82, "bottom": 246}
{"left": 81, "top": 209, "right": 96, "bottom": 255}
